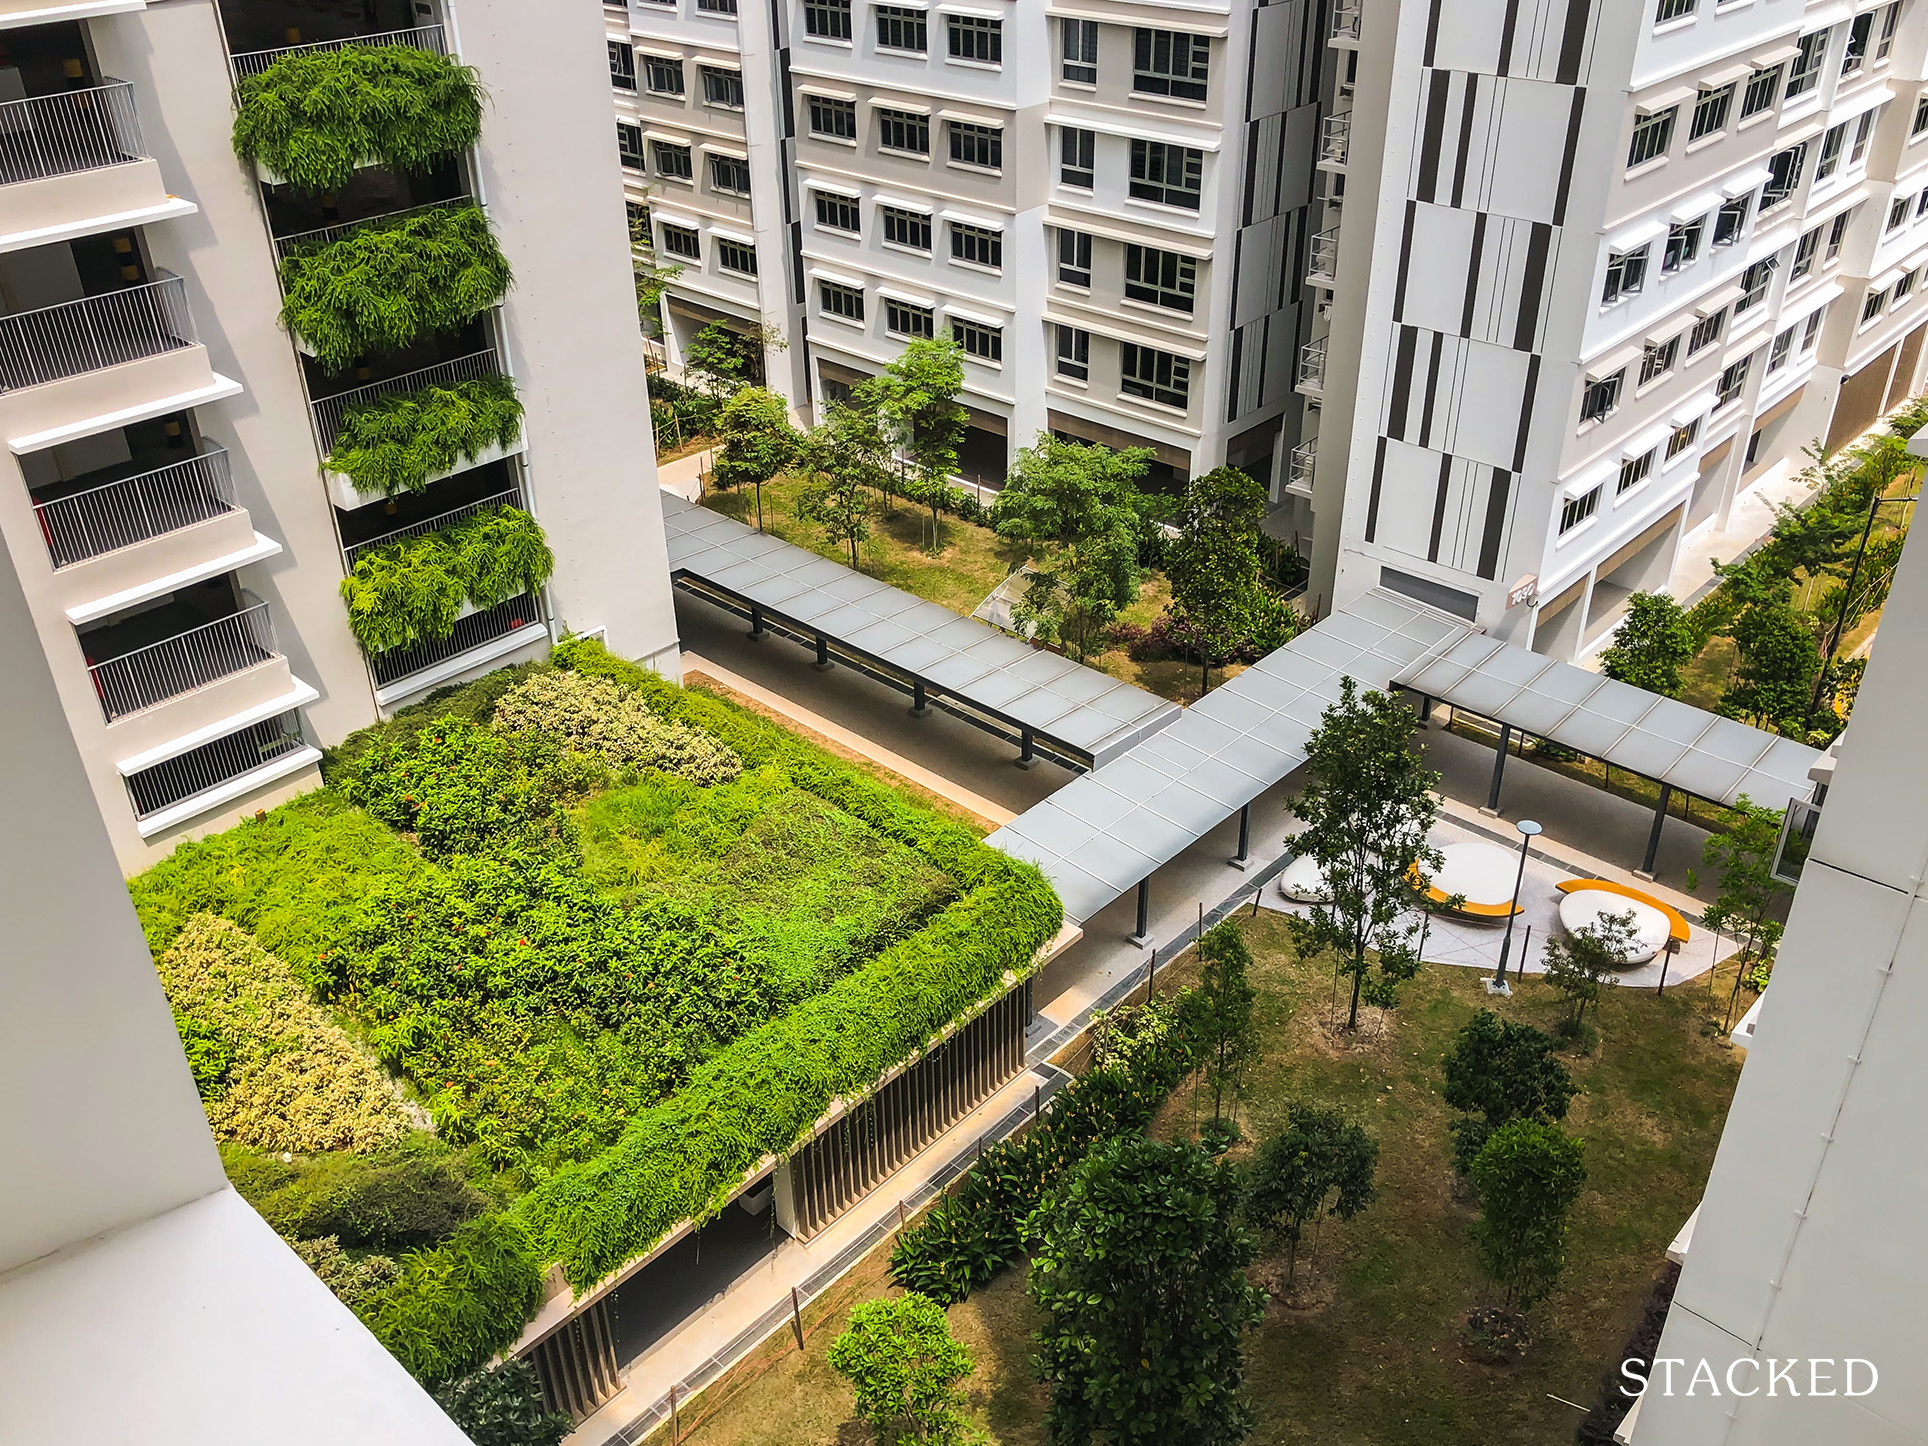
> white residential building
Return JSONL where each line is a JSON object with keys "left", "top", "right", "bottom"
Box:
{"left": 1, "top": 0, "right": 677, "bottom": 873}
{"left": 607, "top": 0, "right": 1329, "bottom": 495}
{"left": 1308, "top": 0, "right": 1928, "bottom": 653}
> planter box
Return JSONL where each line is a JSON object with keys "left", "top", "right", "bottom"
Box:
{"left": 324, "top": 430, "right": 524, "bottom": 511}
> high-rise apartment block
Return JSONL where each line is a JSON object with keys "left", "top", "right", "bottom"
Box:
{"left": 1313, "top": 0, "right": 1928, "bottom": 652}
{"left": 1, "top": 0, "right": 676, "bottom": 873}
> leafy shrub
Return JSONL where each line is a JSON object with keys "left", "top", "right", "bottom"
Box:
{"left": 173, "top": 1007, "right": 232, "bottom": 1099}
{"left": 291, "top": 1235, "right": 401, "bottom": 1312}
{"left": 244, "top": 1142, "right": 495, "bottom": 1250}
{"left": 157, "top": 915, "right": 412, "bottom": 1153}
{"left": 491, "top": 670, "right": 742, "bottom": 782}
{"left": 434, "top": 1361, "right": 572, "bottom": 1446}
{"left": 339, "top": 506, "right": 553, "bottom": 655}
{"left": 328, "top": 374, "right": 523, "bottom": 498}
{"left": 364, "top": 1213, "right": 546, "bottom": 1384}
{"left": 889, "top": 994, "right": 1197, "bottom": 1304}
{"left": 452, "top": 506, "right": 554, "bottom": 609}
{"left": 279, "top": 203, "right": 511, "bottom": 369}
{"left": 828, "top": 1294, "right": 976, "bottom": 1446}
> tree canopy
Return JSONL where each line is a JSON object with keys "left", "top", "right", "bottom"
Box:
{"left": 1441, "top": 1010, "right": 1578, "bottom": 1174}
{"left": 827, "top": 1292, "right": 977, "bottom": 1446}
{"left": 1598, "top": 592, "right": 1697, "bottom": 697}
{"left": 1542, "top": 910, "right": 1635, "bottom": 1034}
{"left": 1192, "top": 921, "right": 1259, "bottom": 1126}
{"left": 1244, "top": 1105, "right": 1378, "bottom": 1285}
{"left": 711, "top": 386, "right": 801, "bottom": 530}
{"left": 797, "top": 405, "right": 885, "bottom": 568}
{"left": 1468, "top": 1120, "right": 1588, "bottom": 1312}
{"left": 859, "top": 338, "right": 969, "bottom": 551}
{"left": 1166, "top": 467, "right": 1270, "bottom": 692}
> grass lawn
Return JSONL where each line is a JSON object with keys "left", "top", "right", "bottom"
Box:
{"left": 671, "top": 912, "right": 1743, "bottom": 1446}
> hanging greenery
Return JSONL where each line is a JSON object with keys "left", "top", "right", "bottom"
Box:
{"left": 339, "top": 506, "right": 552, "bottom": 655}
{"left": 280, "top": 204, "right": 512, "bottom": 371}
{"left": 232, "top": 44, "right": 484, "bottom": 193}
{"left": 328, "top": 375, "right": 524, "bottom": 498}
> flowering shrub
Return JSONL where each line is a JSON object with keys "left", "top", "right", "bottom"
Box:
{"left": 491, "top": 670, "right": 741, "bottom": 782}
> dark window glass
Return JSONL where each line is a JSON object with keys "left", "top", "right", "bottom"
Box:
{"left": 1133, "top": 29, "right": 1209, "bottom": 101}
{"left": 948, "top": 15, "right": 1001, "bottom": 64}
{"left": 808, "top": 95, "right": 857, "bottom": 139}
{"left": 878, "top": 108, "right": 931, "bottom": 154}
{"left": 948, "top": 119, "right": 1003, "bottom": 170}
{"left": 1129, "top": 139, "right": 1203, "bottom": 209}
{"left": 804, "top": 0, "right": 852, "bottom": 40}
{"left": 875, "top": 5, "right": 927, "bottom": 52}
{"left": 949, "top": 221, "right": 1003, "bottom": 269}
{"left": 1124, "top": 244, "right": 1197, "bottom": 312}
{"left": 1060, "top": 127, "right": 1095, "bottom": 188}
{"left": 885, "top": 299, "right": 936, "bottom": 339}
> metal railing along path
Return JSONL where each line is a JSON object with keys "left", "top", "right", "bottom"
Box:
{"left": 229, "top": 24, "right": 448, "bottom": 79}
{"left": 0, "top": 273, "right": 196, "bottom": 392}
{"left": 0, "top": 80, "right": 145, "bottom": 187}
{"left": 343, "top": 488, "right": 521, "bottom": 567}
{"left": 89, "top": 594, "right": 279, "bottom": 722}
{"left": 311, "top": 348, "right": 503, "bottom": 454}
{"left": 34, "top": 448, "right": 237, "bottom": 569}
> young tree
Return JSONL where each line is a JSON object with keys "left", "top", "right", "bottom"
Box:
{"left": 712, "top": 385, "right": 800, "bottom": 531}
{"left": 828, "top": 1293, "right": 976, "bottom": 1446}
{"left": 433, "top": 1361, "right": 572, "bottom": 1446}
{"left": 995, "top": 435, "right": 1153, "bottom": 661}
{"left": 1030, "top": 1138, "right": 1265, "bottom": 1446}
{"left": 1244, "top": 1106, "right": 1378, "bottom": 1286}
{"left": 684, "top": 320, "right": 784, "bottom": 400}
{"left": 1598, "top": 592, "right": 1698, "bottom": 697}
{"left": 1468, "top": 1120, "right": 1588, "bottom": 1313}
{"left": 1542, "top": 910, "right": 1636, "bottom": 1036}
{"left": 1441, "top": 1010, "right": 1578, "bottom": 1174}
{"left": 1193, "top": 921, "right": 1259, "bottom": 1126}
{"left": 797, "top": 406, "right": 883, "bottom": 568}
{"left": 1285, "top": 677, "right": 1444, "bottom": 1031}
{"left": 627, "top": 208, "right": 682, "bottom": 337}
{"left": 1720, "top": 597, "right": 1822, "bottom": 737}
{"left": 1165, "top": 467, "right": 1270, "bottom": 695}
{"left": 1701, "top": 796, "right": 1793, "bottom": 1029}
{"left": 859, "top": 338, "right": 969, "bottom": 552}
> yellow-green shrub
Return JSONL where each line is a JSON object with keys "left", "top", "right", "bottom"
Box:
{"left": 490, "top": 669, "right": 741, "bottom": 782}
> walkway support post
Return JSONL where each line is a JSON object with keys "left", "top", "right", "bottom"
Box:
{"left": 813, "top": 633, "right": 831, "bottom": 670}
{"left": 1129, "top": 877, "right": 1152, "bottom": 946}
{"left": 1415, "top": 692, "right": 1433, "bottom": 728}
{"left": 910, "top": 679, "right": 929, "bottom": 717}
{"left": 1016, "top": 727, "right": 1036, "bottom": 769}
{"left": 1230, "top": 802, "right": 1253, "bottom": 869}
{"left": 1638, "top": 783, "right": 1673, "bottom": 880}
{"left": 1483, "top": 723, "right": 1512, "bottom": 816}
{"left": 747, "top": 603, "right": 765, "bottom": 640}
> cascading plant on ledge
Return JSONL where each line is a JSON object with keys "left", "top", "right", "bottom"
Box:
{"left": 340, "top": 505, "right": 553, "bottom": 655}
{"left": 232, "top": 44, "right": 484, "bottom": 193}
{"left": 327, "top": 375, "right": 524, "bottom": 498}
{"left": 280, "top": 203, "right": 512, "bottom": 371}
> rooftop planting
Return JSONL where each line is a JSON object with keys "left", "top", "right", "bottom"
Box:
{"left": 280, "top": 203, "right": 511, "bottom": 370}
{"left": 339, "top": 504, "right": 552, "bottom": 655}
{"left": 327, "top": 374, "right": 524, "bottom": 499}
{"left": 132, "top": 639, "right": 1060, "bottom": 1384}
{"left": 232, "top": 44, "right": 484, "bottom": 193}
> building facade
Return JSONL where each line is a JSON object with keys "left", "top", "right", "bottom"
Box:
{"left": 1307, "top": 0, "right": 1928, "bottom": 653}
{"left": 606, "top": 0, "right": 1329, "bottom": 495}
{"left": 0, "top": 0, "right": 676, "bottom": 873}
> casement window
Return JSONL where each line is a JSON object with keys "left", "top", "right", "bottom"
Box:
{"left": 1690, "top": 83, "right": 1735, "bottom": 141}
{"left": 878, "top": 108, "right": 931, "bottom": 155}
{"left": 804, "top": 0, "right": 852, "bottom": 40}
{"left": 659, "top": 222, "right": 700, "bottom": 260}
{"left": 1803, "top": 307, "right": 1826, "bottom": 349}
{"left": 1862, "top": 286, "right": 1890, "bottom": 324}
{"left": 1579, "top": 369, "right": 1624, "bottom": 424}
{"left": 1827, "top": 209, "right": 1854, "bottom": 261}
{"left": 808, "top": 95, "right": 857, "bottom": 139}
{"left": 1740, "top": 65, "right": 1782, "bottom": 119}
{"left": 880, "top": 205, "right": 932, "bottom": 251}
{"left": 715, "top": 238, "right": 757, "bottom": 275}
{"left": 1918, "top": 190, "right": 1928, "bottom": 219}
{"left": 820, "top": 279, "right": 864, "bottom": 322}
{"left": 1851, "top": 109, "right": 1878, "bottom": 167}
{"left": 948, "top": 119, "right": 1003, "bottom": 171}
{"left": 654, "top": 140, "right": 694, "bottom": 180}
{"left": 1791, "top": 225, "right": 1821, "bottom": 278}
{"left": 1060, "top": 127, "right": 1096, "bottom": 188}
{"left": 1914, "top": 95, "right": 1928, "bottom": 136}
{"left": 949, "top": 220, "right": 1003, "bottom": 269}
{"left": 1768, "top": 325, "right": 1797, "bottom": 372}
{"left": 1713, "top": 194, "right": 1753, "bottom": 246}
{"left": 609, "top": 42, "right": 636, "bottom": 91}
{"left": 1601, "top": 246, "right": 1648, "bottom": 306}
{"left": 1737, "top": 258, "right": 1776, "bottom": 314}
{"left": 813, "top": 191, "right": 860, "bottom": 233}
{"left": 1061, "top": 18, "right": 1098, "bottom": 84}
{"left": 1055, "top": 324, "right": 1090, "bottom": 380}
{"left": 875, "top": 5, "right": 927, "bottom": 53}
{"left": 1899, "top": 269, "right": 1919, "bottom": 303}
{"left": 1666, "top": 420, "right": 1700, "bottom": 460}
{"left": 1628, "top": 107, "right": 1676, "bottom": 168}
{"left": 1761, "top": 143, "right": 1806, "bottom": 209}
{"left": 701, "top": 66, "right": 744, "bottom": 108}
{"left": 1663, "top": 218, "right": 1704, "bottom": 272}
{"left": 617, "top": 122, "right": 647, "bottom": 170}
{"left": 1618, "top": 450, "right": 1655, "bottom": 494}
{"left": 1133, "top": 29, "right": 1209, "bottom": 101}
{"left": 709, "top": 154, "right": 751, "bottom": 194}
{"left": 1878, "top": 1, "right": 1902, "bottom": 61}
{"left": 1641, "top": 335, "right": 1680, "bottom": 384}
{"left": 951, "top": 317, "right": 1002, "bottom": 362}
{"left": 1842, "top": 8, "right": 1873, "bottom": 74}
{"left": 1654, "top": 0, "right": 1696, "bottom": 21}
{"left": 1057, "top": 229, "right": 1092, "bottom": 286}
{"left": 1785, "top": 28, "right": 1829, "bottom": 98}
{"left": 1716, "top": 356, "right": 1751, "bottom": 407}
{"left": 885, "top": 299, "right": 936, "bottom": 339}
{"left": 1688, "top": 308, "right": 1726, "bottom": 353}
{"left": 1559, "top": 486, "right": 1602, "bottom": 533}
{"left": 1890, "top": 195, "right": 1912, "bottom": 231}
{"left": 948, "top": 14, "right": 1001, "bottom": 64}
{"left": 643, "top": 55, "right": 685, "bottom": 95}
{"left": 1816, "top": 122, "right": 1848, "bottom": 180}
{"left": 695, "top": 0, "right": 738, "bottom": 13}
{"left": 1120, "top": 342, "right": 1191, "bottom": 408}
{"left": 1129, "top": 139, "right": 1203, "bottom": 209}
{"left": 1124, "top": 244, "right": 1198, "bottom": 313}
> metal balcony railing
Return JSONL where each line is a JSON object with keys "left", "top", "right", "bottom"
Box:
{"left": 1320, "top": 114, "right": 1351, "bottom": 167}
{"left": 89, "top": 594, "right": 279, "bottom": 722}
{"left": 34, "top": 447, "right": 237, "bottom": 569}
{"left": 311, "top": 348, "right": 503, "bottom": 454}
{"left": 1331, "top": 0, "right": 1362, "bottom": 41}
{"left": 273, "top": 197, "right": 476, "bottom": 260}
{"left": 126, "top": 710, "right": 308, "bottom": 820}
{"left": 370, "top": 592, "right": 542, "bottom": 689}
{"left": 0, "top": 80, "right": 146, "bottom": 188}
{"left": 0, "top": 273, "right": 196, "bottom": 393}
{"left": 230, "top": 24, "right": 449, "bottom": 79}
{"left": 1287, "top": 440, "right": 1316, "bottom": 493}
{"left": 1308, "top": 226, "right": 1340, "bottom": 284}
{"left": 1298, "top": 339, "right": 1328, "bottom": 395}
{"left": 343, "top": 488, "right": 521, "bottom": 567}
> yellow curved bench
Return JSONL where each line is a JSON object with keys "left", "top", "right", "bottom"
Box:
{"left": 1408, "top": 864, "right": 1523, "bottom": 918}
{"left": 1555, "top": 878, "right": 1690, "bottom": 946}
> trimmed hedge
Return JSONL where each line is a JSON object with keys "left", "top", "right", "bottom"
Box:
{"left": 327, "top": 374, "right": 523, "bottom": 498}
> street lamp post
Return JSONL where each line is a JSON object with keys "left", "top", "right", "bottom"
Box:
{"left": 1488, "top": 819, "right": 1542, "bottom": 996}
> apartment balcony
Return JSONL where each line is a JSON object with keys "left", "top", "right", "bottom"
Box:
{"left": 1330, "top": 0, "right": 1362, "bottom": 42}
{"left": 1286, "top": 440, "right": 1316, "bottom": 497}
{"left": 1297, "top": 339, "right": 1329, "bottom": 398}
{"left": 0, "top": 81, "right": 197, "bottom": 254}
{"left": 0, "top": 274, "right": 244, "bottom": 457}
{"left": 313, "top": 348, "right": 519, "bottom": 508}
{"left": 121, "top": 706, "right": 320, "bottom": 838}
{"left": 1307, "top": 226, "right": 1340, "bottom": 286}
{"left": 229, "top": 23, "right": 449, "bottom": 80}
{"left": 0, "top": 0, "right": 148, "bottom": 30}
{"left": 370, "top": 591, "right": 544, "bottom": 706}
{"left": 1319, "top": 115, "right": 1351, "bottom": 171}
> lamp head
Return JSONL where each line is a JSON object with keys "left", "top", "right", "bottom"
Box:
{"left": 1517, "top": 819, "right": 1543, "bottom": 838}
